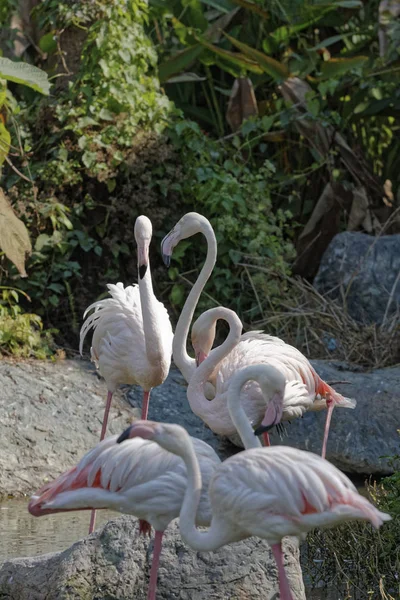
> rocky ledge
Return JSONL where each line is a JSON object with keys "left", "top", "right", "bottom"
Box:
{"left": 0, "top": 516, "right": 305, "bottom": 600}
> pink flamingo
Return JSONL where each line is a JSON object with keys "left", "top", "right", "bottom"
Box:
{"left": 80, "top": 215, "right": 173, "bottom": 532}
{"left": 121, "top": 418, "right": 390, "bottom": 600}
{"left": 28, "top": 365, "right": 287, "bottom": 600}
{"left": 190, "top": 307, "right": 356, "bottom": 457}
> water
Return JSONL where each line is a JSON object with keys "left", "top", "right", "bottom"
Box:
{"left": 0, "top": 499, "right": 118, "bottom": 562}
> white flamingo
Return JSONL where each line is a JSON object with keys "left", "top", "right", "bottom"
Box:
{"left": 190, "top": 307, "right": 356, "bottom": 456}
{"left": 28, "top": 365, "right": 287, "bottom": 600}
{"left": 80, "top": 215, "right": 173, "bottom": 532}
{"left": 162, "top": 213, "right": 355, "bottom": 456}
{"left": 122, "top": 417, "right": 390, "bottom": 600}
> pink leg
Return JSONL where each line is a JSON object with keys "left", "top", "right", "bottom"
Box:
{"left": 271, "top": 542, "right": 295, "bottom": 600}
{"left": 89, "top": 390, "right": 113, "bottom": 534}
{"left": 263, "top": 432, "right": 271, "bottom": 447}
{"left": 147, "top": 530, "right": 164, "bottom": 600}
{"left": 141, "top": 390, "right": 151, "bottom": 420}
{"left": 321, "top": 398, "right": 334, "bottom": 460}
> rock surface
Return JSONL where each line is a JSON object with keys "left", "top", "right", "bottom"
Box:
{"left": 0, "top": 359, "right": 231, "bottom": 499}
{"left": 0, "top": 516, "right": 305, "bottom": 600}
{"left": 313, "top": 231, "right": 400, "bottom": 324}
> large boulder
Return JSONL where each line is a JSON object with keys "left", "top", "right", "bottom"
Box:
{"left": 0, "top": 516, "right": 306, "bottom": 600}
{"left": 229, "top": 360, "right": 400, "bottom": 475}
{"left": 313, "top": 231, "right": 400, "bottom": 324}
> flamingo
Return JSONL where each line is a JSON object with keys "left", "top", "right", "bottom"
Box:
{"left": 186, "top": 305, "right": 314, "bottom": 447}
{"left": 28, "top": 365, "right": 287, "bottom": 600}
{"left": 80, "top": 215, "right": 173, "bottom": 532}
{"left": 121, "top": 418, "right": 390, "bottom": 600}
{"left": 190, "top": 307, "right": 356, "bottom": 457}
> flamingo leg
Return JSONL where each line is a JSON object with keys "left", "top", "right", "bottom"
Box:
{"left": 141, "top": 390, "right": 151, "bottom": 420}
{"left": 271, "top": 542, "right": 295, "bottom": 600}
{"left": 321, "top": 397, "right": 334, "bottom": 459}
{"left": 263, "top": 432, "right": 271, "bottom": 447}
{"left": 147, "top": 530, "right": 164, "bottom": 600}
{"left": 89, "top": 390, "right": 113, "bottom": 534}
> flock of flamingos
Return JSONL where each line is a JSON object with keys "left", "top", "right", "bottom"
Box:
{"left": 28, "top": 213, "right": 391, "bottom": 600}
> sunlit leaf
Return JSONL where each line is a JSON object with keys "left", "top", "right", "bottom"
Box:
{"left": 196, "top": 36, "right": 263, "bottom": 74}
{"left": 0, "top": 57, "right": 50, "bottom": 95}
{"left": 0, "top": 123, "right": 11, "bottom": 165}
{"left": 224, "top": 33, "right": 290, "bottom": 81}
{"left": 0, "top": 188, "right": 32, "bottom": 277}
{"left": 320, "top": 55, "right": 368, "bottom": 78}
{"left": 39, "top": 32, "right": 57, "bottom": 54}
{"left": 159, "top": 45, "right": 204, "bottom": 83}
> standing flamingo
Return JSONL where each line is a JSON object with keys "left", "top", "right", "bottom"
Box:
{"left": 122, "top": 418, "right": 390, "bottom": 600}
{"left": 80, "top": 215, "right": 173, "bottom": 532}
{"left": 190, "top": 307, "right": 356, "bottom": 457}
{"left": 28, "top": 365, "right": 287, "bottom": 600}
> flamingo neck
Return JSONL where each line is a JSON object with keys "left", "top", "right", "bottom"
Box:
{"left": 227, "top": 367, "right": 265, "bottom": 450}
{"left": 173, "top": 221, "right": 217, "bottom": 383}
{"left": 138, "top": 261, "right": 164, "bottom": 365}
{"left": 173, "top": 433, "right": 229, "bottom": 551}
{"left": 187, "top": 308, "right": 242, "bottom": 425}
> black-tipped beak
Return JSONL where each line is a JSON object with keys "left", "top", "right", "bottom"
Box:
{"left": 254, "top": 423, "right": 274, "bottom": 437}
{"left": 162, "top": 252, "right": 171, "bottom": 267}
{"left": 139, "top": 264, "right": 147, "bottom": 279}
{"left": 117, "top": 426, "right": 132, "bottom": 444}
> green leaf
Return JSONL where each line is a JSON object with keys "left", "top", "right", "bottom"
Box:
{"left": 99, "top": 108, "right": 115, "bottom": 121}
{"left": 39, "top": 32, "right": 57, "bottom": 54}
{"left": 198, "top": 0, "right": 236, "bottom": 12}
{"left": 231, "top": 0, "right": 269, "bottom": 19}
{"left": 223, "top": 33, "right": 290, "bottom": 82}
{"left": 196, "top": 36, "right": 263, "bottom": 74}
{"left": 0, "top": 123, "right": 10, "bottom": 166}
{"left": 309, "top": 34, "right": 349, "bottom": 50}
{"left": 166, "top": 72, "right": 206, "bottom": 83}
{"left": 170, "top": 283, "right": 185, "bottom": 306}
{"left": 320, "top": 56, "right": 368, "bottom": 79}
{"left": 158, "top": 45, "right": 204, "bottom": 83}
{"left": 0, "top": 57, "right": 50, "bottom": 95}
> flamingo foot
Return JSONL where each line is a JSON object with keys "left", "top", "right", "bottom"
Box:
{"left": 271, "top": 542, "right": 295, "bottom": 600}
{"left": 139, "top": 519, "right": 152, "bottom": 537}
{"left": 147, "top": 530, "right": 164, "bottom": 600}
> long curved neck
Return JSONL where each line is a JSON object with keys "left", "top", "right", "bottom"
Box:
{"left": 173, "top": 221, "right": 217, "bottom": 383}
{"left": 227, "top": 367, "right": 273, "bottom": 450}
{"left": 187, "top": 308, "right": 242, "bottom": 420}
{"left": 138, "top": 261, "right": 163, "bottom": 364}
{"left": 175, "top": 434, "right": 231, "bottom": 551}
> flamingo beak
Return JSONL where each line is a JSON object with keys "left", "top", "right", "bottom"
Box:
{"left": 254, "top": 392, "right": 284, "bottom": 437}
{"left": 161, "top": 228, "right": 180, "bottom": 267}
{"left": 117, "top": 421, "right": 157, "bottom": 443}
{"left": 195, "top": 350, "right": 208, "bottom": 368}
{"left": 138, "top": 240, "right": 150, "bottom": 279}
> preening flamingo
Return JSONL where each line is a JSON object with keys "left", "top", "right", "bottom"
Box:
{"left": 186, "top": 306, "right": 312, "bottom": 448}
{"left": 123, "top": 419, "right": 391, "bottom": 600}
{"left": 80, "top": 215, "right": 173, "bottom": 532}
{"left": 28, "top": 365, "right": 286, "bottom": 600}
{"left": 191, "top": 307, "right": 356, "bottom": 457}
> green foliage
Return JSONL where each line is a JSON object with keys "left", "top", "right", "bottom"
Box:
{"left": 158, "top": 120, "right": 295, "bottom": 320}
{"left": 0, "top": 288, "right": 55, "bottom": 358}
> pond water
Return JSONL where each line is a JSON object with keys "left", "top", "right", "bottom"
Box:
{"left": 0, "top": 499, "right": 119, "bottom": 562}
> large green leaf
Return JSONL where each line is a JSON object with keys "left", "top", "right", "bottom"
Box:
{"left": 0, "top": 58, "right": 50, "bottom": 95}
{"left": 224, "top": 33, "right": 290, "bottom": 82}
{"left": 158, "top": 45, "right": 204, "bottom": 83}
{"left": 320, "top": 55, "right": 368, "bottom": 79}
{"left": 0, "top": 123, "right": 11, "bottom": 166}
{"left": 196, "top": 36, "right": 263, "bottom": 74}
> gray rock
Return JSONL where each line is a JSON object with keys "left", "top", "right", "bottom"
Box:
{"left": 0, "top": 360, "right": 232, "bottom": 499}
{"left": 270, "top": 360, "right": 400, "bottom": 474}
{"left": 0, "top": 515, "right": 306, "bottom": 600}
{"left": 313, "top": 231, "right": 400, "bottom": 325}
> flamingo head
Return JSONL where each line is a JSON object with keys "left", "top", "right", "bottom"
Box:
{"left": 191, "top": 311, "right": 217, "bottom": 367}
{"left": 117, "top": 420, "right": 190, "bottom": 455}
{"left": 161, "top": 212, "right": 206, "bottom": 267}
{"left": 134, "top": 215, "right": 152, "bottom": 279}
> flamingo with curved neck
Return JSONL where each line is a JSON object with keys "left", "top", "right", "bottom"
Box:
{"left": 161, "top": 213, "right": 217, "bottom": 387}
